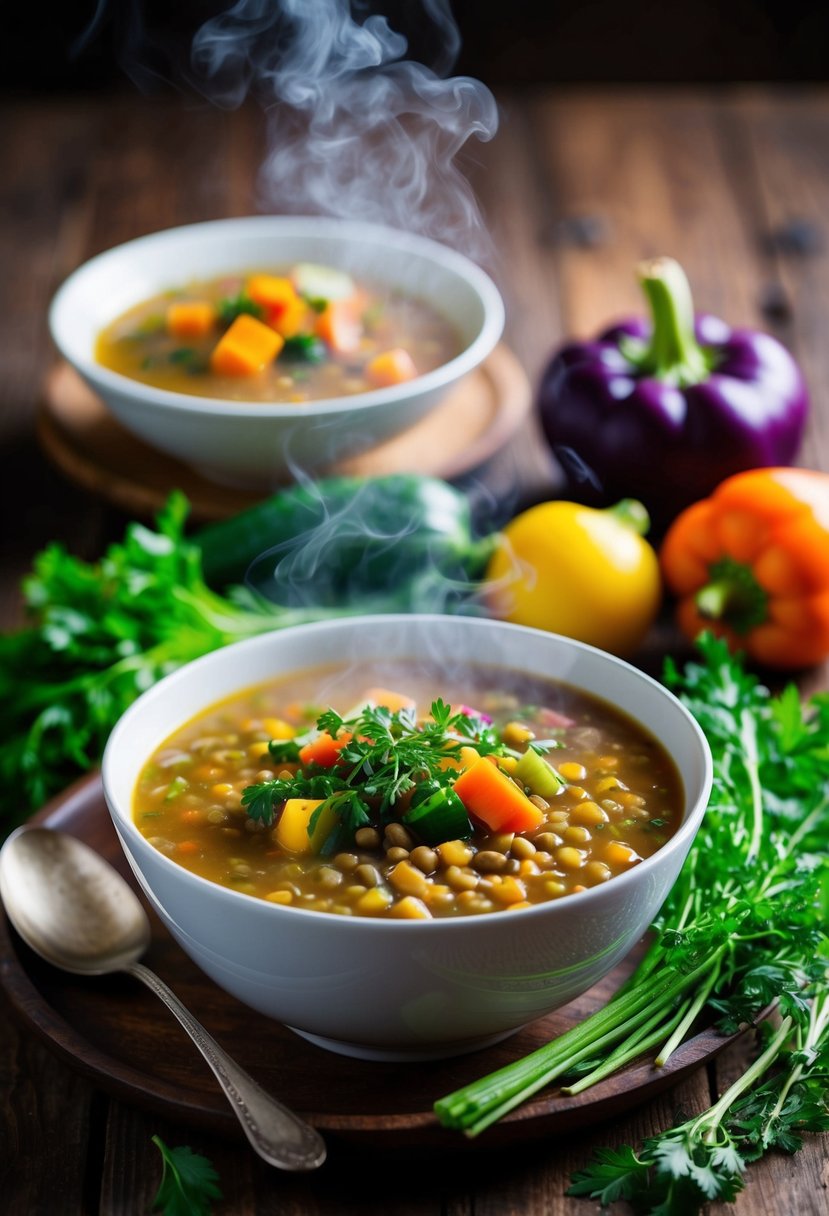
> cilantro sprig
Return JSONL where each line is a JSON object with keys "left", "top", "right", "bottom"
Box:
{"left": 434, "top": 633, "right": 829, "bottom": 1210}
{"left": 241, "top": 697, "right": 504, "bottom": 849}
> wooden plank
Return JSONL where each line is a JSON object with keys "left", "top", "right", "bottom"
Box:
{"left": 0, "top": 1001, "right": 93, "bottom": 1213}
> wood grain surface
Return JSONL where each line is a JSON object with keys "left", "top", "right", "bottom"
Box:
{"left": 2, "top": 86, "right": 829, "bottom": 1215}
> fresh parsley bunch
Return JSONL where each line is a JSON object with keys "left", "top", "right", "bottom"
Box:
{"left": 434, "top": 634, "right": 829, "bottom": 1211}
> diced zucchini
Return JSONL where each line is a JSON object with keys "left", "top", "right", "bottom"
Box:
{"left": 292, "top": 262, "right": 355, "bottom": 302}
{"left": 404, "top": 787, "right": 472, "bottom": 846}
{"left": 514, "top": 748, "right": 564, "bottom": 798}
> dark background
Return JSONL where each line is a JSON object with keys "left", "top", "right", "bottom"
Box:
{"left": 4, "top": 1, "right": 828, "bottom": 95}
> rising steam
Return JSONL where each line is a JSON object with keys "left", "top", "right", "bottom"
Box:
{"left": 186, "top": 0, "right": 499, "bottom": 264}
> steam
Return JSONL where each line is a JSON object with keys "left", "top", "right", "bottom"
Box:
{"left": 188, "top": 0, "right": 499, "bottom": 264}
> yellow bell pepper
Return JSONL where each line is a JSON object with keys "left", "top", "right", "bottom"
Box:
{"left": 484, "top": 499, "right": 662, "bottom": 656}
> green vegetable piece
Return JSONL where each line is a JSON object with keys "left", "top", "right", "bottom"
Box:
{"left": 267, "top": 738, "right": 302, "bottom": 764}
{"left": 292, "top": 262, "right": 354, "bottom": 301}
{"left": 403, "top": 786, "right": 472, "bottom": 846}
{"left": 216, "top": 291, "right": 264, "bottom": 325}
{"left": 194, "top": 473, "right": 497, "bottom": 603}
{"left": 164, "top": 775, "right": 189, "bottom": 801}
{"left": 513, "top": 748, "right": 563, "bottom": 798}
{"left": 151, "top": 1135, "right": 221, "bottom": 1216}
{"left": 279, "top": 334, "right": 326, "bottom": 364}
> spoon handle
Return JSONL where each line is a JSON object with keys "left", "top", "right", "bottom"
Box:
{"left": 126, "top": 961, "right": 326, "bottom": 1171}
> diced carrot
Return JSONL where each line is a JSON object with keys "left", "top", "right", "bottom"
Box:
{"left": 246, "top": 275, "right": 308, "bottom": 337}
{"left": 365, "top": 347, "right": 418, "bottom": 388}
{"left": 314, "top": 299, "right": 363, "bottom": 354}
{"left": 362, "top": 687, "right": 416, "bottom": 713}
{"left": 209, "top": 313, "right": 284, "bottom": 376}
{"left": 176, "top": 840, "right": 200, "bottom": 855}
{"left": 271, "top": 295, "right": 309, "bottom": 339}
{"left": 247, "top": 274, "right": 298, "bottom": 314}
{"left": 452, "top": 757, "right": 544, "bottom": 834}
{"left": 166, "top": 301, "right": 217, "bottom": 338}
{"left": 298, "top": 731, "right": 352, "bottom": 768}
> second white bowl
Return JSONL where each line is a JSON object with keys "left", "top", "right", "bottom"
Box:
{"left": 49, "top": 216, "right": 505, "bottom": 488}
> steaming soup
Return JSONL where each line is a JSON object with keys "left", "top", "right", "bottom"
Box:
{"left": 95, "top": 263, "right": 462, "bottom": 403}
{"left": 133, "top": 660, "right": 684, "bottom": 919}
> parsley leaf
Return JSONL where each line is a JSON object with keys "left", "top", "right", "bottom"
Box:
{"left": 151, "top": 1136, "right": 221, "bottom": 1216}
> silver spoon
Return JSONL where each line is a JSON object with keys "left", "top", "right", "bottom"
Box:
{"left": 0, "top": 826, "right": 326, "bottom": 1172}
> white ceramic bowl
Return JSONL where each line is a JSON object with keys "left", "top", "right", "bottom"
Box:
{"left": 48, "top": 216, "right": 505, "bottom": 489}
{"left": 102, "top": 615, "right": 712, "bottom": 1062}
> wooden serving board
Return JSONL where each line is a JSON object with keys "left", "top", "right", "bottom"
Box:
{"left": 37, "top": 346, "right": 533, "bottom": 524}
{"left": 0, "top": 774, "right": 748, "bottom": 1155}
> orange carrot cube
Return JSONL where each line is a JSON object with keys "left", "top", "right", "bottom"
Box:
{"left": 452, "top": 758, "right": 544, "bottom": 834}
{"left": 298, "top": 731, "right": 353, "bottom": 768}
{"left": 166, "top": 301, "right": 217, "bottom": 338}
{"left": 209, "top": 313, "right": 284, "bottom": 376}
{"left": 315, "top": 299, "right": 363, "bottom": 354}
{"left": 365, "top": 348, "right": 418, "bottom": 388}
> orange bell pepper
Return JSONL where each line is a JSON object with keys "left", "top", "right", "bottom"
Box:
{"left": 659, "top": 467, "right": 829, "bottom": 669}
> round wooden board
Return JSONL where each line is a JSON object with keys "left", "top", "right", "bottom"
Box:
{"left": 37, "top": 346, "right": 532, "bottom": 523}
{"left": 0, "top": 775, "right": 745, "bottom": 1156}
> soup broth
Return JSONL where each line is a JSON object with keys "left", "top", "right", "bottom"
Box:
{"left": 95, "top": 264, "right": 462, "bottom": 403}
{"left": 133, "top": 660, "right": 684, "bottom": 919}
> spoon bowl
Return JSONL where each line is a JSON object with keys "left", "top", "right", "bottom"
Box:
{"left": 0, "top": 825, "right": 326, "bottom": 1172}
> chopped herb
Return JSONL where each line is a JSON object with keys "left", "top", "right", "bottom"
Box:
{"left": 150, "top": 1135, "right": 221, "bottom": 1216}
{"left": 279, "top": 334, "right": 326, "bottom": 363}
{"left": 168, "top": 347, "right": 207, "bottom": 373}
{"left": 302, "top": 294, "right": 329, "bottom": 313}
{"left": 216, "top": 292, "right": 264, "bottom": 324}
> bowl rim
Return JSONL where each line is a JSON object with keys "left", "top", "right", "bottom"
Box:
{"left": 48, "top": 214, "right": 506, "bottom": 419}
{"left": 102, "top": 614, "right": 714, "bottom": 934}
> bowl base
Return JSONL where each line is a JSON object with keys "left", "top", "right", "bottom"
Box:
{"left": 285, "top": 1024, "right": 521, "bottom": 1062}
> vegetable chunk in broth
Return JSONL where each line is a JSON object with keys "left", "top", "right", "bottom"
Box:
{"left": 133, "top": 660, "right": 683, "bottom": 918}
{"left": 96, "top": 264, "right": 462, "bottom": 403}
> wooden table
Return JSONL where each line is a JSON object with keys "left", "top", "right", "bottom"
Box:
{"left": 2, "top": 85, "right": 828, "bottom": 1214}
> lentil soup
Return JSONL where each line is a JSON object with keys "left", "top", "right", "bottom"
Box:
{"left": 133, "top": 660, "right": 684, "bottom": 919}
{"left": 95, "top": 263, "right": 462, "bottom": 403}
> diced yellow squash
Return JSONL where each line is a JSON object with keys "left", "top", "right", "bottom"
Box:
{"left": 275, "top": 798, "right": 337, "bottom": 854}
{"left": 262, "top": 717, "right": 296, "bottom": 740}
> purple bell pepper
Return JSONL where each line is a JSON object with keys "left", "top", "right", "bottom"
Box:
{"left": 537, "top": 257, "right": 809, "bottom": 534}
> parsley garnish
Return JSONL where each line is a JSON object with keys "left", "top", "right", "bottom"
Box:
{"left": 279, "top": 334, "right": 326, "bottom": 363}
{"left": 150, "top": 1135, "right": 221, "bottom": 1216}
{"left": 216, "top": 291, "right": 264, "bottom": 324}
{"left": 242, "top": 698, "right": 505, "bottom": 844}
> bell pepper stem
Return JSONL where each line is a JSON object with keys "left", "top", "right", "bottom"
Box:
{"left": 629, "top": 257, "right": 711, "bottom": 387}
{"left": 695, "top": 558, "right": 769, "bottom": 634}
{"left": 607, "top": 499, "right": 651, "bottom": 537}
